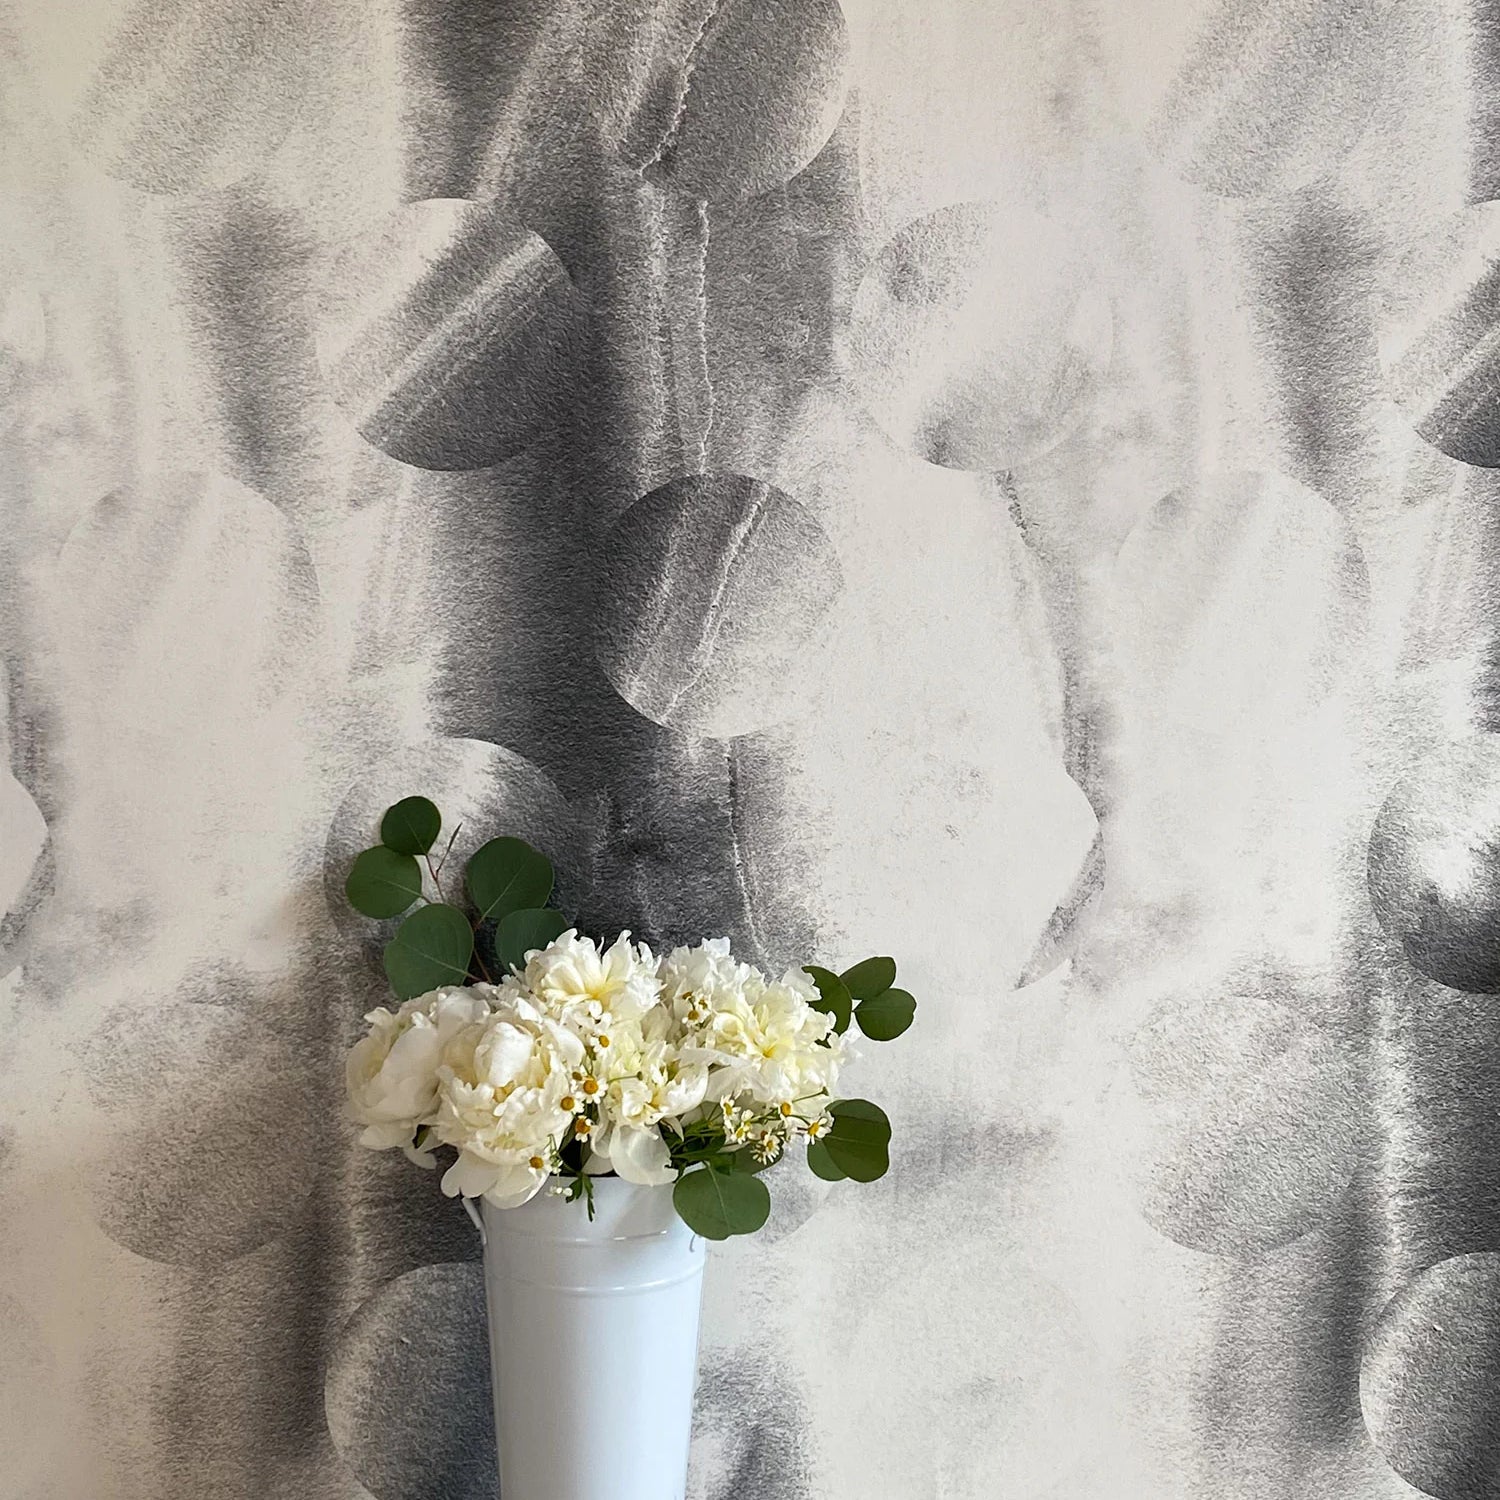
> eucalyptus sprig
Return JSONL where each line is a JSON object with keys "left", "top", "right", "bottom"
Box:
{"left": 344, "top": 796, "right": 568, "bottom": 996}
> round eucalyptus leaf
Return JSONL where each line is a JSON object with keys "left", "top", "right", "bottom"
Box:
{"left": 805, "top": 1138, "right": 848, "bottom": 1182}
{"left": 379, "top": 796, "right": 442, "bottom": 856}
{"left": 383, "top": 903, "right": 475, "bottom": 999}
{"left": 344, "top": 846, "right": 423, "bottom": 919}
{"left": 495, "top": 907, "right": 570, "bottom": 972}
{"left": 855, "top": 987, "right": 916, "bottom": 1041}
{"left": 824, "top": 1098, "right": 891, "bottom": 1183}
{"left": 672, "top": 1165, "right": 771, "bottom": 1240}
{"left": 466, "top": 836, "right": 553, "bottom": 924}
{"left": 804, "top": 965, "right": 853, "bottom": 1034}
{"left": 840, "top": 956, "right": 897, "bottom": 1001}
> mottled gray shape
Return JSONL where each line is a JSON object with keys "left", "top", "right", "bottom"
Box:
{"left": 1098, "top": 0, "right": 1396, "bottom": 198}
{"left": 85, "top": 1002, "right": 319, "bottom": 1265}
{"left": 1361, "top": 1253, "right": 1500, "bottom": 1500}
{"left": 1368, "top": 734, "right": 1500, "bottom": 993}
{"left": 316, "top": 199, "right": 586, "bottom": 471}
{"left": 324, "top": 1262, "right": 495, "bottom": 1500}
{"left": 689, "top": 1358, "right": 813, "bottom": 1500}
{"left": 1378, "top": 204, "right": 1500, "bottom": 469}
{"left": 325, "top": 736, "right": 585, "bottom": 962}
{"left": 69, "top": 0, "right": 309, "bottom": 194}
{"left": 847, "top": 201, "right": 1112, "bottom": 470}
{"left": 1113, "top": 470, "right": 1368, "bottom": 728}
{"left": 595, "top": 473, "right": 842, "bottom": 740}
{"left": 608, "top": 0, "right": 848, "bottom": 202}
{"left": 1126, "top": 994, "right": 1364, "bottom": 1256}
{"left": 57, "top": 470, "right": 320, "bottom": 698}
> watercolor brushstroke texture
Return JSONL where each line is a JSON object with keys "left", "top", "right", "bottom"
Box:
{"left": 2, "top": 0, "right": 1499, "bottom": 1496}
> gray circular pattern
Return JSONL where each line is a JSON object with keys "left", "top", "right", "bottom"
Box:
{"left": 1378, "top": 204, "right": 1500, "bottom": 469}
{"left": 847, "top": 201, "right": 1112, "bottom": 470}
{"left": 325, "top": 736, "right": 583, "bottom": 948}
{"left": 1361, "top": 1253, "right": 1500, "bottom": 1500}
{"left": 1368, "top": 735, "right": 1500, "bottom": 993}
{"left": 595, "top": 473, "right": 843, "bottom": 739}
{"left": 85, "top": 1002, "right": 319, "bottom": 1265}
{"left": 608, "top": 0, "right": 849, "bottom": 201}
{"left": 325, "top": 1262, "right": 494, "bottom": 1500}
{"left": 68, "top": 0, "right": 308, "bottom": 194}
{"left": 1126, "top": 994, "right": 1363, "bottom": 1256}
{"left": 316, "top": 199, "right": 585, "bottom": 471}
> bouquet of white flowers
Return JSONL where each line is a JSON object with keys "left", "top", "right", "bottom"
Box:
{"left": 343, "top": 796, "right": 915, "bottom": 1239}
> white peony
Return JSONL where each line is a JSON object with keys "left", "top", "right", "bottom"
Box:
{"left": 432, "top": 991, "right": 586, "bottom": 1207}
{"left": 522, "top": 929, "right": 661, "bottom": 1035}
{"left": 590, "top": 1007, "right": 709, "bottom": 1185}
{"left": 658, "top": 937, "right": 755, "bottom": 1028}
{"left": 670, "top": 953, "right": 844, "bottom": 1109}
{"left": 346, "top": 986, "right": 495, "bottom": 1155}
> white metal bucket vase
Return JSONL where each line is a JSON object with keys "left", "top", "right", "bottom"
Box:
{"left": 469, "top": 1178, "right": 707, "bottom": 1500}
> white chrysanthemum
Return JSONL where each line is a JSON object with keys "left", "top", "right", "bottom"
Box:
{"left": 590, "top": 1007, "right": 709, "bottom": 1185}
{"left": 346, "top": 986, "right": 495, "bottom": 1155}
{"left": 432, "top": 992, "right": 586, "bottom": 1207}
{"left": 674, "top": 958, "right": 844, "bottom": 1108}
{"left": 521, "top": 929, "right": 661, "bottom": 1034}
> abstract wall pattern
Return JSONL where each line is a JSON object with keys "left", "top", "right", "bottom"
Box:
{"left": 2, "top": 1, "right": 1500, "bottom": 1497}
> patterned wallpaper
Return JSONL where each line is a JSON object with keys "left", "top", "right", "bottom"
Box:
{"left": 2, "top": 1, "right": 1500, "bottom": 1497}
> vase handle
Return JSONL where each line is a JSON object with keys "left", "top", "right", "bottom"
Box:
{"left": 461, "top": 1196, "right": 486, "bottom": 1246}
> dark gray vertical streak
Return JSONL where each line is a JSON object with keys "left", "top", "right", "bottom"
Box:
{"left": 1194, "top": 1201, "right": 1376, "bottom": 1497}
{"left": 1240, "top": 193, "right": 1383, "bottom": 514}
{"left": 164, "top": 188, "right": 323, "bottom": 504}
{"left": 423, "top": 28, "right": 856, "bottom": 967}
{"left": 398, "top": 0, "right": 556, "bottom": 200}
{"left": 435, "top": 457, "right": 818, "bottom": 959}
{"left": 138, "top": 1224, "right": 342, "bottom": 1494}
{"left": 1467, "top": 0, "right": 1500, "bottom": 203}
{"left": 699, "top": 109, "right": 863, "bottom": 478}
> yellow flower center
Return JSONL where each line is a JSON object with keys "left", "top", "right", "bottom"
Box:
{"left": 574, "top": 1118, "right": 592, "bottom": 1137}
{"left": 561, "top": 1095, "right": 577, "bottom": 1112}
{"left": 529, "top": 1156, "right": 545, "bottom": 1171}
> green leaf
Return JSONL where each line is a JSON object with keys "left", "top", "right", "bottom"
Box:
{"left": 854, "top": 987, "right": 916, "bottom": 1041}
{"left": 840, "top": 956, "right": 897, "bottom": 1001}
{"left": 495, "top": 907, "right": 570, "bottom": 971}
{"left": 823, "top": 1099, "right": 891, "bottom": 1183}
{"left": 805, "top": 1138, "right": 848, "bottom": 1181}
{"left": 345, "top": 846, "right": 423, "bottom": 919}
{"left": 673, "top": 1166, "right": 771, "bottom": 1240}
{"left": 804, "top": 965, "right": 853, "bottom": 1034}
{"left": 380, "top": 796, "right": 442, "bottom": 856}
{"left": 383, "top": 903, "right": 475, "bottom": 999}
{"left": 466, "top": 837, "right": 553, "bottom": 924}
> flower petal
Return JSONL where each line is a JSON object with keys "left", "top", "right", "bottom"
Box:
{"left": 608, "top": 1124, "right": 674, "bottom": 1186}
{"left": 441, "top": 1150, "right": 503, "bottom": 1199}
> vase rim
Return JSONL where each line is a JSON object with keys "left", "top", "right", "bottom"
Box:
{"left": 481, "top": 1176, "right": 687, "bottom": 1244}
